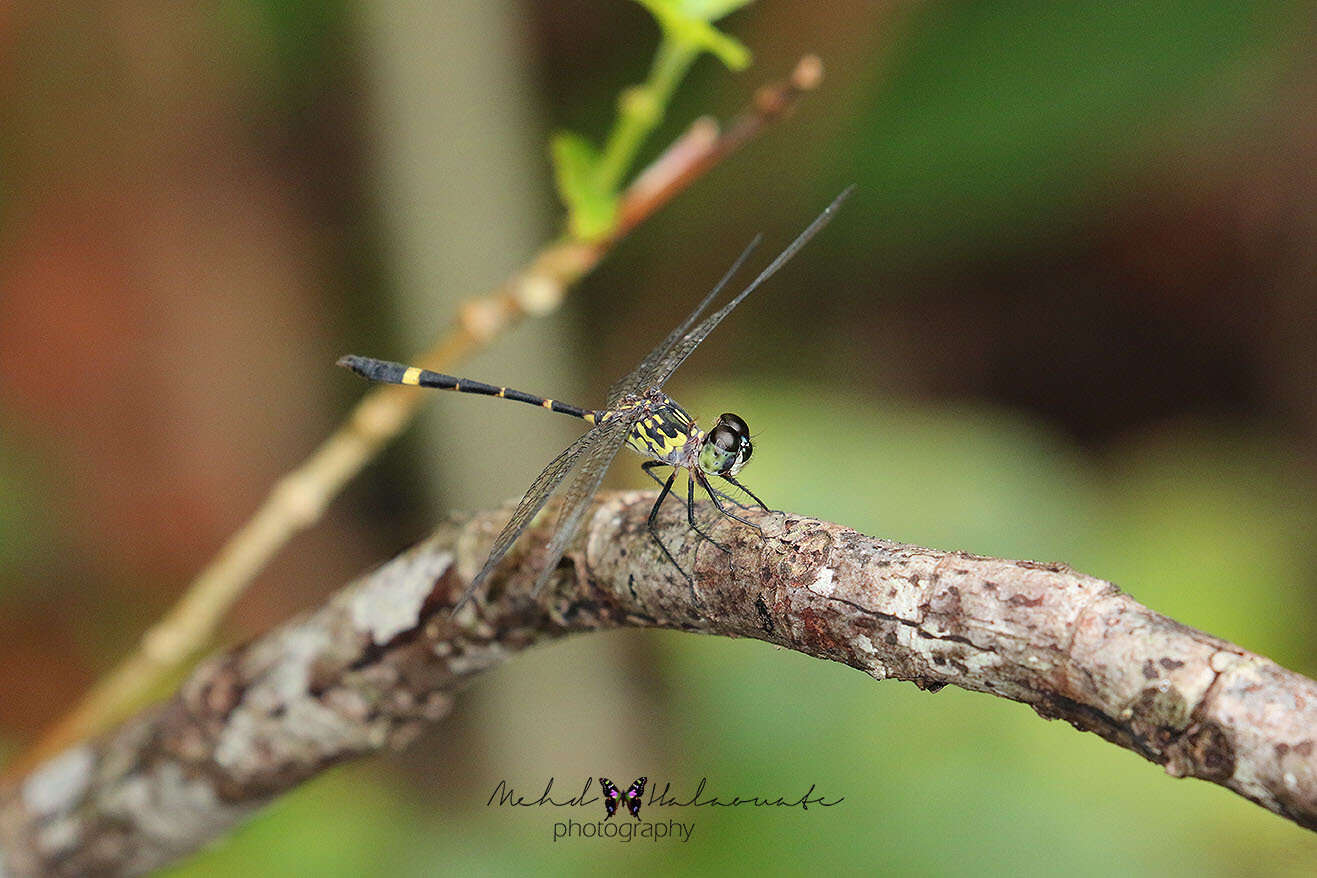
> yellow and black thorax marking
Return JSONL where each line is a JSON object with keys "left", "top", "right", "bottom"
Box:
{"left": 617, "top": 396, "right": 700, "bottom": 464}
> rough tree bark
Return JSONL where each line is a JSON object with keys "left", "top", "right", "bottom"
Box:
{"left": 2, "top": 490, "right": 1315, "bottom": 875}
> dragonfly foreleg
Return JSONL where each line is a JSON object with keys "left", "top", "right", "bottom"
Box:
{"left": 645, "top": 469, "right": 700, "bottom": 603}
{"left": 700, "top": 472, "right": 765, "bottom": 536}
{"left": 706, "top": 483, "right": 753, "bottom": 510}
{"left": 639, "top": 460, "right": 671, "bottom": 489}
{"left": 686, "top": 473, "right": 731, "bottom": 554}
{"left": 716, "top": 473, "right": 770, "bottom": 512}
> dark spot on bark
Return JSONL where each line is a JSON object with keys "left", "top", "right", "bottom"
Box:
{"left": 936, "top": 632, "right": 976, "bottom": 647}
{"left": 796, "top": 608, "right": 842, "bottom": 655}
{"left": 1185, "top": 723, "right": 1236, "bottom": 782}
{"left": 560, "top": 598, "right": 605, "bottom": 623}
{"left": 1015, "top": 559, "right": 1068, "bottom": 572}
{"left": 949, "top": 659, "right": 970, "bottom": 676}
{"left": 1142, "top": 659, "right": 1159, "bottom": 680}
{"left": 1008, "top": 593, "right": 1044, "bottom": 607}
{"left": 344, "top": 640, "right": 392, "bottom": 677}
{"left": 955, "top": 569, "right": 969, "bottom": 576}
{"left": 200, "top": 661, "right": 245, "bottom": 716}
{"left": 1150, "top": 726, "right": 1176, "bottom": 747}
{"left": 755, "top": 596, "right": 775, "bottom": 634}
{"left": 917, "top": 680, "right": 947, "bottom": 694}
{"left": 1277, "top": 743, "right": 1290, "bottom": 757}
{"left": 929, "top": 572, "right": 941, "bottom": 585}
{"left": 885, "top": 631, "right": 898, "bottom": 646}
{"left": 851, "top": 613, "right": 879, "bottom": 631}
{"left": 984, "top": 581, "right": 997, "bottom": 591}
{"left": 1159, "top": 657, "right": 1184, "bottom": 670}
{"left": 932, "top": 655, "right": 946, "bottom": 666}
{"left": 908, "top": 574, "right": 920, "bottom": 585}
{"left": 1032, "top": 692, "right": 1134, "bottom": 752}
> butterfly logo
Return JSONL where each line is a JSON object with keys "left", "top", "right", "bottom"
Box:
{"left": 598, "top": 776, "right": 646, "bottom": 820}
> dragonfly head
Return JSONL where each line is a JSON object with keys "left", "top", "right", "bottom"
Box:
{"left": 699, "top": 412, "right": 753, "bottom": 477}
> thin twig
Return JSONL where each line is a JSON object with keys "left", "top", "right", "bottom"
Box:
{"left": 2, "top": 489, "right": 1314, "bottom": 875}
{"left": 10, "top": 57, "right": 825, "bottom": 776}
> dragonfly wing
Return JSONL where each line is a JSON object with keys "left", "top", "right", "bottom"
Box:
{"left": 605, "top": 235, "right": 762, "bottom": 407}
{"left": 529, "top": 409, "right": 638, "bottom": 597}
{"left": 456, "top": 426, "right": 600, "bottom": 608}
{"left": 652, "top": 187, "right": 852, "bottom": 390}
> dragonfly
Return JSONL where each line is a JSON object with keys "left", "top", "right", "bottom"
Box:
{"left": 339, "top": 187, "right": 851, "bottom": 609}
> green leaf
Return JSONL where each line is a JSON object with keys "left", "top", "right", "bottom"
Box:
{"left": 632, "top": 0, "right": 752, "bottom": 70}
{"left": 549, "top": 130, "right": 619, "bottom": 240}
{"left": 671, "top": 0, "right": 756, "bottom": 21}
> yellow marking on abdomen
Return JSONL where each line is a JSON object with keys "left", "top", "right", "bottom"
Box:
{"left": 497, "top": 388, "right": 506, "bottom": 397}
{"left": 401, "top": 366, "right": 423, "bottom": 386}
{"left": 541, "top": 398, "right": 554, "bottom": 408}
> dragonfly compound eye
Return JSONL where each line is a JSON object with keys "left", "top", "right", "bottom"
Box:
{"left": 718, "top": 412, "right": 749, "bottom": 437}
{"left": 713, "top": 413, "right": 750, "bottom": 451}
{"left": 712, "top": 424, "right": 740, "bottom": 451}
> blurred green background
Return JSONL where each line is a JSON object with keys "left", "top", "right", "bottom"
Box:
{"left": 3, "top": 0, "right": 1317, "bottom": 874}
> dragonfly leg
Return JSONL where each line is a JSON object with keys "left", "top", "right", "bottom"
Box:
{"left": 700, "top": 472, "right": 765, "bottom": 536}
{"left": 646, "top": 470, "right": 699, "bottom": 602}
{"left": 640, "top": 460, "right": 670, "bottom": 489}
{"left": 649, "top": 460, "right": 748, "bottom": 511}
{"left": 707, "top": 484, "right": 753, "bottom": 510}
{"left": 716, "top": 473, "right": 771, "bottom": 512}
{"left": 644, "top": 460, "right": 728, "bottom": 555}
{"left": 686, "top": 473, "right": 731, "bottom": 553}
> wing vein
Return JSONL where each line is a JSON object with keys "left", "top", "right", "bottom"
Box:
{"left": 529, "top": 410, "right": 641, "bottom": 596}
{"left": 653, "top": 187, "right": 853, "bottom": 389}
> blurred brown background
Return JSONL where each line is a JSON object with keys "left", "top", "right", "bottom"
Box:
{"left": 2, "top": 1, "right": 1317, "bottom": 874}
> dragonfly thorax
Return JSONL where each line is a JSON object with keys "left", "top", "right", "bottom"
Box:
{"left": 619, "top": 392, "right": 701, "bottom": 466}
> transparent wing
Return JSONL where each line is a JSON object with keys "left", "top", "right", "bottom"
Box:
{"left": 651, "top": 187, "right": 853, "bottom": 390}
{"left": 605, "top": 235, "right": 762, "bottom": 407}
{"left": 456, "top": 422, "right": 610, "bottom": 607}
{"left": 529, "top": 409, "right": 640, "bottom": 596}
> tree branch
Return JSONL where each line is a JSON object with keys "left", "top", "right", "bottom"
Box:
{"left": 3, "top": 489, "right": 1314, "bottom": 874}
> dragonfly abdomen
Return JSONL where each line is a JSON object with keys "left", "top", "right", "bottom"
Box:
{"left": 337, "top": 355, "right": 591, "bottom": 420}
